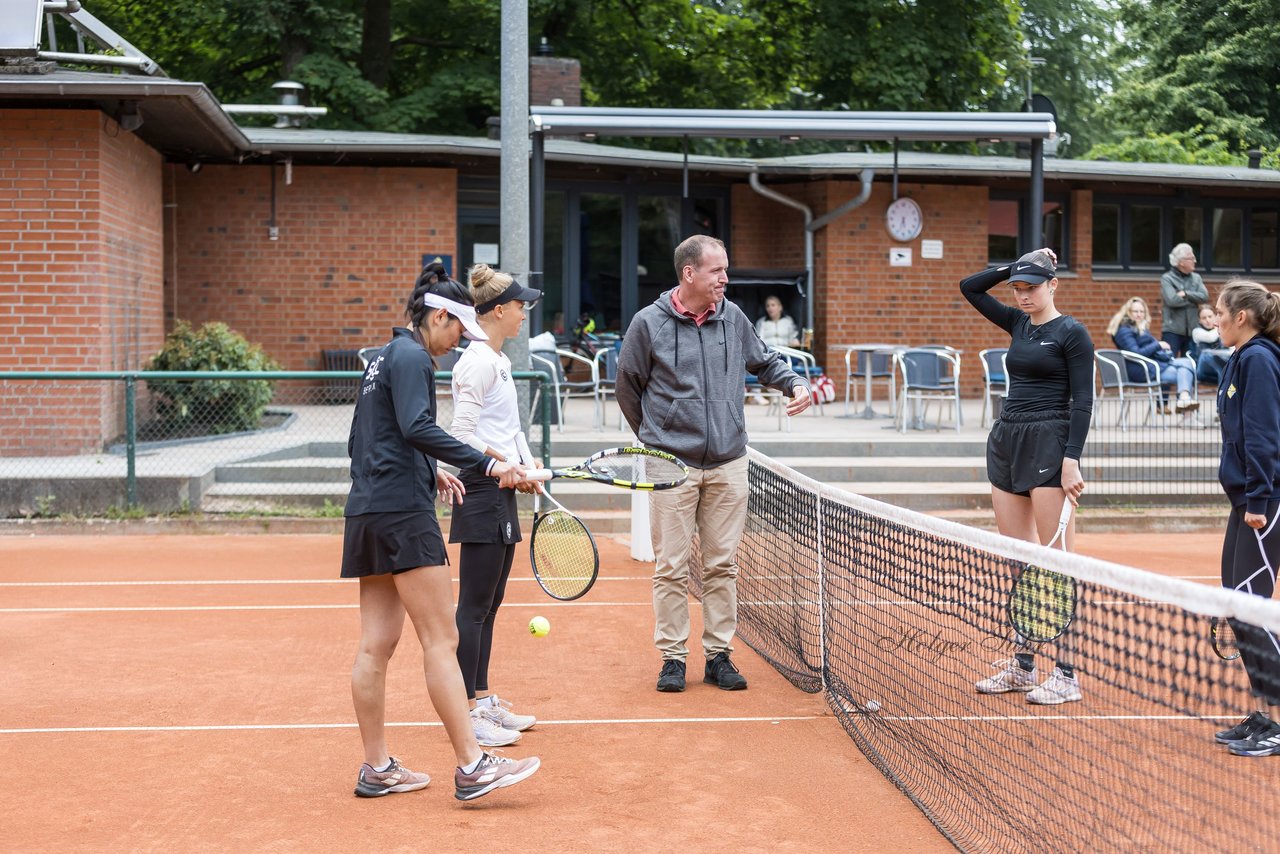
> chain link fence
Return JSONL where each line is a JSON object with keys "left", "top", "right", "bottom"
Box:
{"left": 0, "top": 371, "right": 549, "bottom": 518}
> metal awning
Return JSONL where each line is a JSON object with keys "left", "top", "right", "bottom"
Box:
{"left": 530, "top": 106, "right": 1056, "bottom": 141}
{"left": 527, "top": 106, "right": 1054, "bottom": 333}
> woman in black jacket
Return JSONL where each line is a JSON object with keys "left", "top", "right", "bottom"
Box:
{"left": 342, "top": 263, "right": 541, "bottom": 799}
{"left": 1211, "top": 280, "right": 1280, "bottom": 757}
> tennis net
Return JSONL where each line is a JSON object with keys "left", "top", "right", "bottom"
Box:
{"left": 707, "top": 448, "right": 1280, "bottom": 853}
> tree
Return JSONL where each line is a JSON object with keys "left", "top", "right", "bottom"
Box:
{"left": 1092, "top": 0, "right": 1280, "bottom": 156}
{"left": 1007, "top": 0, "right": 1118, "bottom": 156}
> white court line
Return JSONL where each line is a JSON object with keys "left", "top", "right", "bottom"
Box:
{"left": 0, "top": 715, "right": 820, "bottom": 735}
{"left": 0, "top": 577, "right": 657, "bottom": 588}
{"left": 854, "top": 713, "right": 1237, "bottom": 722}
{"left": 0, "top": 601, "right": 650, "bottom": 613}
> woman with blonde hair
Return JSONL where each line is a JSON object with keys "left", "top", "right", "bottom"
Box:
{"left": 1106, "top": 296, "right": 1199, "bottom": 413}
{"left": 1211, "top": 280, "right": 1280, "bottom": 756}
{"left": 447, "top": 263, "right": 545, "bottom": 748}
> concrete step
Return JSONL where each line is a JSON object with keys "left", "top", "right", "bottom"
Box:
{"left": 216, "top": 457, "right": 349, "bottom": 483}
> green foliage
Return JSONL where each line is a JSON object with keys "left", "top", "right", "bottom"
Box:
{"left": 86, "top": 0, "right": 1033, "bottom": 140}
{"left": 146, "top": 321, "right": 281, "bottom": 437}
{"left": 996, "top": 0, "right": 1119, "bottom": 156}
{"left": 1083, "top": 130, "right": 1280, "bottom": 168}
{"left": 1099, "top": 0, "right": 1280, "bottom": 156}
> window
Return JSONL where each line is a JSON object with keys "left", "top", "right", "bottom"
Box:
{"left": 1251, "top": 209, "right": 1279, "bottom": 269}
{"left": 1211, "top": 207, "right": 1243, "bottom": 268}
{"left": 1130, "top": 206, "right": 1162, "bottom": 265}
{"left": 1092, "top": 204, "right": 1119, "bottom": 264}
{"left": 1093, "top": 198, "right": 1278, "bottom": 272}
{"left": 987, "top": 194, "right": 1069, "bottom": 265}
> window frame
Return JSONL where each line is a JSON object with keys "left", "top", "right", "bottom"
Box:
{"left": 987, "top": 191, "right": 1071, "bottom": 269}
{"left": 1091, "top": 196, "right": 1280, "bottom": 274}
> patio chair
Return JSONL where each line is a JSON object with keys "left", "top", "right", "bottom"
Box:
{"left": 979, "top": 347, "right": 1008, "bottom": 428}
{"left": 1094, "top": 348, "right": 1163, "bottom": 430}
{"left": 894, "top": 348, "right": 962, "bottom": 433}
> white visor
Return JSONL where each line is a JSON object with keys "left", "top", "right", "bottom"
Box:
{"left": 421, "top": 293, "right": 488, "bottom": 341}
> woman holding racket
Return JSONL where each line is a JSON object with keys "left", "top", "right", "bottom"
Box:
{"left": 960, "top": 247, "right": 1094, "bottom": 705}
{"left": 342, "top": 262, "right": 540, "bottom": 800}
{"left": 445, "top": 263, "right": 543, "bottom": 748}
{"left": 1210, "top": 280, "right": 1280, "bottom": 756}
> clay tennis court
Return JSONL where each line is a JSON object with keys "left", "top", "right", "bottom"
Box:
{"left": 0, "top": 528, "right": 1223, "bottom": 851}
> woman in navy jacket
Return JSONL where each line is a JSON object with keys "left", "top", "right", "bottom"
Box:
{"left": 1105, "top": 296, "right": 1199, "bottom": 413}
{"left": 1212, "top": 280, "right": 1280, "bottom": 757}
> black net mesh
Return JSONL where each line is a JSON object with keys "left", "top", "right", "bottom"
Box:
{"left": 689, "top": 449, "right": 1280, "bottom": 853}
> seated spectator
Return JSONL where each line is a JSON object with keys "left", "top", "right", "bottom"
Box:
{"left": 755, "top": 295, "right": 801, "bottom": 348}
{"left": 1106, "top": 296, "right": 1200, "bottom": 413}
{"left": 1190, "top": 302, "right": 1233, "bottom": 386}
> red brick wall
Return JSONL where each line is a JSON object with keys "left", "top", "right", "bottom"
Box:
{"left": 0, "top": 109, "right": 163, "bottom": 454}
{"left": 167, "top": 165, "right": 457, "bottom": 370}
{"left": 732, "top": 177, "right": 1197, "bottom": 397}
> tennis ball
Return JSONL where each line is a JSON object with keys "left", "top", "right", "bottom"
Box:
{"left": 865, "top": 700, "right": 882, "bottom": 712}
{"left": 529, "top": 616, "right": 551, "bottom": 637}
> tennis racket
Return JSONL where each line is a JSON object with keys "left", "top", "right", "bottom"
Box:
{"left": 1210, "top": 616, "right": 1241, "bottom": 661}
{"left": 529, "top": 488, "right": 599, "bottom": 601}
{"left": 525, "top": 447, "right": 688, "bottom": 490}
{"left": 1007, "top": 500, "right": 1078, "bottom": 643}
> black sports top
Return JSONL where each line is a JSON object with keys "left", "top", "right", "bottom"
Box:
{"left": 960, "top": 266, "right": 1095, "bottom": 460}
{"left": 345, "top": 327, "right": 492, "bottom": 516}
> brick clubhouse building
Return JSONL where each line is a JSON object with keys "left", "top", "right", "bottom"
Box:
{"left": 3, "top": 66, "right": 1280, "bottom": 454}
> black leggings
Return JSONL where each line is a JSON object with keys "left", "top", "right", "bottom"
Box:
{"left": 1221, "top": 502, "right": 1280, "bottom": 706}
{"left": 455, "top": 542, "right": 516, "bottom": 700}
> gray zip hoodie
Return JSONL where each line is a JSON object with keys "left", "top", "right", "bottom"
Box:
{"left": 616, "top": 289, "right": 804, "bottom": 469}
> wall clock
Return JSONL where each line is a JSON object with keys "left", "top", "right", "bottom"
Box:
{"left": 885, "top": 197, "right": 923, "bottom": 242}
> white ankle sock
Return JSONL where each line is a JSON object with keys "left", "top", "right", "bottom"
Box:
{"left": 460, "top": 756, "right": 483, "bottom": 774}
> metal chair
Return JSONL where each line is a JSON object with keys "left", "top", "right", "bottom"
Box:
{"left": 592, "top": 344, "right": 626, "bottom": 430}
{"left": 979, "top": 347, "right": 1008, "bottom": 428}
{"left": 772, "top": 344, "right": 825, "bottom": 416}
{"left": 844, "top": 344, "right": 896, "bottom": 417}
{"left": 894, "top": 348, "right": 962, "bottom": 432}
{"left": 531, "top": 348, "right": 599, "bottom": 432}
{"left": 1094, "top": 348, "right": 1163, "bottom": 430}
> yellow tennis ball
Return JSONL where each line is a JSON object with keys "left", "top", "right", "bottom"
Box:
{"left": 529, "top": 616, "right": 551, "bottom": 637}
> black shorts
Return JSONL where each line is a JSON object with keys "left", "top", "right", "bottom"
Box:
{"left": 448, "top": 470, "right": 520, "bottom": 545}
{"left": 340, "top": 510, "right": 449, "bottom": 578}
{"left": 986, "top": 409, "right": 1070, "bottom": 496}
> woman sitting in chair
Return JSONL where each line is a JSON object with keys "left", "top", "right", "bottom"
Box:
{"left": 1106, "top": 296, "right": 1199, "bottom": 414}
{"left": 755, "top": 295, "right": 801, "bottom": 348}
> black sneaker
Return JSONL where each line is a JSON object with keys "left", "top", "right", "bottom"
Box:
{"left": 656, "top": 659, "right": 686, "bottom": 692}
{"left": 1216, "top": 711, "right": 1271, "bottom": 744}
{"left": 704, "top": 652, "right": 748, "bottom": 691}
{"left": 1228, "top": 719, "right": 1280, "bottom": 757}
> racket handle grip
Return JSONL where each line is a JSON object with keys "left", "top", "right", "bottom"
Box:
{"left": 525, "top": 469, "right": 553, "bottom": 482}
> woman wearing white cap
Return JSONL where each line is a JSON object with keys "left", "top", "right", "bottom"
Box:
{"left": 342, "top": 261, "right": 540, "bottom": 801}
{"left": 960, "top": 248, "right": 1095, "bottom": 705}
{"left": 446, "top": 263, "right": 545, "bottom": 748}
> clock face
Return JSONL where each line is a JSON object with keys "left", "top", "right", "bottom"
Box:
{"left": 886, "top": 197, "right": 923, "bottom": 242}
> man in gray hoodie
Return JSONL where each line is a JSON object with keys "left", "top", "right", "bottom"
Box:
{"left": 617, "top": 234, "right": 811, "bottom": 693}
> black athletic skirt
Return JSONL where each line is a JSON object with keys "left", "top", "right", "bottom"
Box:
{"left": 986, "top": 408, "right": 1070, "bottom": 496}
{"left": 340, "top": 510, "right": 449, "bottom": 578}
{"left": 448, "top": 469, "right": 520, "bottom": 545}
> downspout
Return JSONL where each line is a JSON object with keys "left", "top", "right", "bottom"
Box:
{"left": 748, "top": 168, "right": 875, "bottom": 334}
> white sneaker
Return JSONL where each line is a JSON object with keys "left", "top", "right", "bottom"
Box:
{"left": 975, "top": 658, "right": 1038, "bottom": 694}
{"left": 1026, "top": 667, "right": 1082, "bottom": 705}
{"left": 470, "top": 706, "right": 522, "bottom": 747}
{"left": 479, "top": 695, "right": 536, "bottom": 732}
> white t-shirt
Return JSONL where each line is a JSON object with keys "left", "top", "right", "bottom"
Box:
{"left": 756, "top": 315, "right": 799, "bottom": 347}
{"left": 449, "top": 344, "right": 525, "bottom": 464}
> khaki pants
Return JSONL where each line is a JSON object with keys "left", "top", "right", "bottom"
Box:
{"left": 649, "top": 455, "right": 749, "bottom": 661}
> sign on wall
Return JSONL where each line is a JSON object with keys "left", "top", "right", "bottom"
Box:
{"left": 889, "top": 247, "right": 912, "bottom": 267}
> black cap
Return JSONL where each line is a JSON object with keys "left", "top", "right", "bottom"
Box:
{"left": 1007, "top": 260, "right": 1057, "bottom": 285}
{"left": 475, "top": 281, "right": 543, "bottom": 314}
